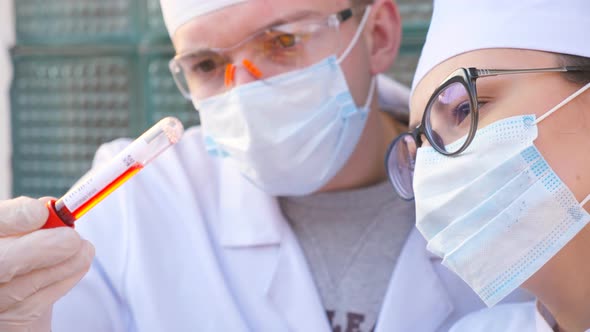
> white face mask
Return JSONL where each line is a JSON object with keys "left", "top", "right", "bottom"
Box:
{"left": 413, "top": 82, "right": 590, "bottom": 307}
{"left": 195, "top": 7, "right": 375, "bottom": 196}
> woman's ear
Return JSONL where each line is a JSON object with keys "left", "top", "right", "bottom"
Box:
{"left": 365, "top": 0, "right": 402, "bottom": 75}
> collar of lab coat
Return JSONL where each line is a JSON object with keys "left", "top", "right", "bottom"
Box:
{"left": 216, "top": 157, "right": 331, "bottom": 331}
{"left": 376, "top": 74, "right": 410, "bottom": 124}
{"left": 217, "top": 159, "right": 285, "bottom": 247}
{"left": 375, "top": 229, "right": 454, "bottom": 331}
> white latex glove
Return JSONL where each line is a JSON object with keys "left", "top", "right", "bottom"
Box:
{"left": 0, "top": 197, "right": 95, "bottom": 332}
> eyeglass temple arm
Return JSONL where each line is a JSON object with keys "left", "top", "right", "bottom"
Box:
{"left": 472, "top": 66, "right": 590, "bottom": 78}
{"left": 472, "top": 67, "right": 566, "bottom": 78}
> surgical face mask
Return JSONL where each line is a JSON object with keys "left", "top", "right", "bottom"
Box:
{"left": 195, "top": 7, "right": 375, "bottom": 196}
{"left": 413, "top": 82, "right": 590, "bottom": 307}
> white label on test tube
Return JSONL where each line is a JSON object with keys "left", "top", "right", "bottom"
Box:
{"left": 61, "top": 138, "right": 149, "bottom": 212}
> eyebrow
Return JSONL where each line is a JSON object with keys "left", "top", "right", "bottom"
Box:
{"left": 261, "top": 10, "right": 322, "bottom": 32}
{"left": 177, "top": 9, "right": 323, "bottom": 56}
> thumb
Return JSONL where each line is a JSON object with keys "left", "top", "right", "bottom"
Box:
{"left": 0, "top": 197, "right": 51, "bottom": 236}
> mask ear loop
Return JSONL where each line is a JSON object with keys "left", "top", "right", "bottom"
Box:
{"left": 532, "top": 81, "right": 590, "bottom": 209}
{"left": 337, "top": 5, "right": 373, "bottom": 64}
{"left": 535, "top": 81, "right": 590, "bottom": 124}
{"left": 336, "top": 6, "right": 375, "bottom": 112}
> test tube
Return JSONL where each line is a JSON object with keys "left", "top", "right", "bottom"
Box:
{"left": 43, "top": 117, "right": 184, "bottom": 229}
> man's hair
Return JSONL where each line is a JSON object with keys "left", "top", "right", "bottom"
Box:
{"left": 349, "top": 0, "right": 376, "bottom": 20}
{"left": 560, "top": 54, "right": 590, "bottom": 85}
{"left": 350, "top": 0, "right": 375, "bottom": 6}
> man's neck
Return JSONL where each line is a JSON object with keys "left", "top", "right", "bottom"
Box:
{"left": 319, "top": 104, "right": 404, "bottom": 193}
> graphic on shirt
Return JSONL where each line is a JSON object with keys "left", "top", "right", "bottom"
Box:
{"left": 279, "top": 182, "right": 415, "bottom": 332}
{"left": 327, "top": 310, "right": 376, "bottom": 332}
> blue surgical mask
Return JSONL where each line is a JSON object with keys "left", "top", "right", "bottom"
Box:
{"left": 413, "top": 82, "right": 590, "bottom": 307}
{"left": 196, "top": 7, "right": 375, "bottom": 196}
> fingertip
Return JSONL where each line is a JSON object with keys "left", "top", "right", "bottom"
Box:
{"left": 78, "top": 240, "right": 96, "bottom": 272}
{"left": 82, "top": 240, "right": 96, "bottom": 259}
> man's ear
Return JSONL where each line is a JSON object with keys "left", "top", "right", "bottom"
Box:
{"left": 365, "top": 0, "right": 402, "bottom": 75}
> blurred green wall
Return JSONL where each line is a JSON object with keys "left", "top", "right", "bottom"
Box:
{"left": 10, "top": 0, "right": 431, "bottom": 197}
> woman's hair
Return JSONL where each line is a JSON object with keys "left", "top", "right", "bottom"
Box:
{"left": 560, "top": 54, "right": 590, "bottom": 85}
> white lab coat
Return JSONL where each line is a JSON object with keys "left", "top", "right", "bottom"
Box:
{"left": 52, "top": 126, "right": 533, "bottom": 332}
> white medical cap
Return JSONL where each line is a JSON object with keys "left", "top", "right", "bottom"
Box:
{"left": 160, "top": 0, "right": 248, "bottom": 37}
{"left": 412, "top": 0, "right": 590, "bottom": 91}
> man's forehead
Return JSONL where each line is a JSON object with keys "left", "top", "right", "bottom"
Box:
{"left": 173, "top": 0, "right": 347, "bottom": 53}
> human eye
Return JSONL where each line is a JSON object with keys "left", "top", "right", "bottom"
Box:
{"left": 263, "top": 31, "right": 302, "bottom": 51}
{"left": 272, "top": 32, "right": 298, "bottom": 48}
{"left": 254, "top": 30, "right": 305, "bottom": 66}
{"left": 180, "top": 52, "right": 224, "bottom": 76}
{"left": 191, "top": 57, "right": 219, "bottom": 74}
{"left": 451, "top": 101, "right": 471, "bottom": 126}
{"left": 431, "top": 82, "right": 473, "bottom": 127}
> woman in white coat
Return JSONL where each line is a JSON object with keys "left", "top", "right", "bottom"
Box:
{"left": 386, "top": 0, "right": 590, "bottom": 331}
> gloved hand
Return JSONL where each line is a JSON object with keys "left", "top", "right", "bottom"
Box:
{"left": 0, "top": 197, "right": 95, "bottom": 332}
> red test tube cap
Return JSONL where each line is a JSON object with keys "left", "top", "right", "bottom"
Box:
{"left": 43, "top": 200, "right": 75, "bottom": 229}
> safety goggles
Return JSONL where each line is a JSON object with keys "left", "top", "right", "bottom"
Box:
{"left": 169, "top": 8, "right": 358, "bottom": 101}
{"left": 386, "top": 65, "right": 590, "bottom": 200}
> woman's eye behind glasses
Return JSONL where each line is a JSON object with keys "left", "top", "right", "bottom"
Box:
{"left": 424, "top": 81, "right": 475, "bottom": 150}
{"left": 451, "top": 101, "right": 471, "bottom": 126}
{"left": 430, "top": 85, "right": 472, "bottom": 127}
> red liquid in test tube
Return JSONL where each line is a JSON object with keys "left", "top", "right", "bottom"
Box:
{"left": 43, "top": 117, "right": 184, "bottom": 229}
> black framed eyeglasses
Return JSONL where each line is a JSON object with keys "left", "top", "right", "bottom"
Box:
{"left": 386, "top": 65, "right": 590, "bottom": 200}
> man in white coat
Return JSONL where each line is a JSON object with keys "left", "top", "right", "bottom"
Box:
{"left": 0, "top": 0, "right": 532, "bottom": 331}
